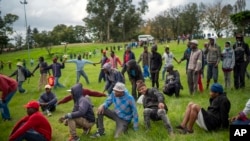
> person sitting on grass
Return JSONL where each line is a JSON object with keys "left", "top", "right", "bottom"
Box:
{"left": 136, "top": 80, "right": 173, "bottom": 135}
{"left": 39, "top": 84, "right": 57, "bottom": 117}
{"left": 58, "top": 83, "right": 95, "bottom": 141}
{"left": 9, "top": 100, "right": 52, "bottom": 141}
{"left": 230, "top": 99, "right": 250, "bottom": 125}
{"left": 90, "top": 82, "right": 138, "bottom": 138}
{"left": 176, "top": 83, "right": 231, "bottom": 134}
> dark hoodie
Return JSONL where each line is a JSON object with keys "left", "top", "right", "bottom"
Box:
{"left": 126, "top": 59, "right": 143, "bottom": 81}
{"left": 69, "top": 83, "right": 95, "bottom": 122}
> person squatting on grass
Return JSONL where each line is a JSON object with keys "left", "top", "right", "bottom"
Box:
{"left": 136, "top": 80, "right": 173, "bottom": 135}
{"left": 187, "top": 40, "right": 203, "bottom": 95}
{"left": 0, "top": 74, "right": 17, "bottom": 121}
{"left": 163, "top": 64, "right": 183, "bottom": 97}
{"left": 43, "top": 57, "right": 66, "bottom": 89}
{"left": 176, "top": 83, "right": 231, "bottom": 134}
{"left": 38, "top": 84, "right": 57, "bottom": 117}
{"left": 9, "top": 100, "right": 52, "bottom": 141}
{"left": 91, "top": 82, "right": 139, "bottom": 138}
{"left": 59, "top": 83, "right": 95, "bottom": 141}
{"left": 221, "top": 41, "right": 235, "bottom": 89}
{"left": 230, "top": 98, "right": 250, "bottom": 125}
{"left": 204, "top": 36, "right": 221, "bottom": 89}
{"left": 125, "top": 59, "right": 144, "bottom": 100}
{"left": 150, "top": 44, "right": 162, "bottom": 89}
{"left": 102, "top": 62, "right": 125, "bottom": 95}
{"left": 9, "top": 62, "right": 27, "bottom": 93}
{"left": 57, "top": 87, "right": 106, "bottom": 105}
{"left": 31, "top": 56, "right": 50, "bottom": 91}
{"left": 137, "top": 46, "right": 151, "bottom": 79}
{"left": 66, "top": 54, "right": 97, "bottom": 84}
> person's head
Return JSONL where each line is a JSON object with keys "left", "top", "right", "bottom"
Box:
{"left": 110, "top": 51, "right": 115, "bottom": 57}
{"left": 225, "top": 41, "right": 231, "bottom": 48}
{"left": 77, "top": 54, "right": 82, "bottom": 60}
{"left": 165, "top": 47, "right": 170, "bottom": 53}
{"left": 126, "top": 46, "right": 131, "bottom": 52}
{"left": 53, "top": 57, "right": 58, "bottom": 63}
{"left": 189, "top": 40, "right": 198, "bottom": 50}
{"left": 235, "top": 33, "right": 244, "bottom": 44}
{"left": 16, "top": 62, "right": 23, "bottom": 68}
{"left": 113, "top": 82, "right": 125, "bottom": 97}
{"left": 39, "top": 56, "right": 44, "bottom": 62}
{"left": 166, "top": 64, "right": 174, "bottom": 73}
{"left": 136, "top": 80, "right": 147, "bottom": 95}
{"left": 210, "top": 83, "right": 224, "bottom": 99}
{"left": 71, "top": 83, "right": 83, "bottom": 102}
{"left": 102, "top": 63, "right": 112, "bottom": 74}
{"left": 204, "top": 42, "right": 208, "bottom": 48}
{"left": 208, "top": 36, "right": 216, "bottom": 45}
{"left": 45, "top": 84, "right": 52, "bottom": 93}
{"left": 151, "top": 45, "right": 157, "bottom": 53}
{"left": 24, "top": 100, "right": 39, "bottom": 116}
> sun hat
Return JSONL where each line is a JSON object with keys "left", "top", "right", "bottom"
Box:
{"left": 113, "top": 82, "right": 125, "bottom": 92}
{"left": 189, "top": 40, "right": 198, "bottom": 45}
{"left": 16, "top": 62, "right": 23, "bottom": 67}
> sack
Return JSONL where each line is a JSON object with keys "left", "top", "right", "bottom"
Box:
{"left": 48, "top": 76, "right": 55, "bottom": 86}
{"left": 137, "top": 95, "right": 144, "bottom": 104}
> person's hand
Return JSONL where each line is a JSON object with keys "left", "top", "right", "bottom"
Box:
{"left": 58, "top": 116, "right": 65, "bottom": 123}
{"left": 158, "top": 103, "right": 165, "bottom": 109}
{"left": 97, "top": 105, "right": 105, "bottom": 114}
{"left": 229, "top": 115, "right": 239, "bottom": 122}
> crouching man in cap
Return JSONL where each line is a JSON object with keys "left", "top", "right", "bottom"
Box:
{"left": 176, "top": 83, "right": 231, "bottom": 134}
{"left": 136, "top": 80, "right": 173, "bottom": 135}
{"left": 91, "top": 82, "right": 139, "bottom": 138}
{"left": 163, "top": 64, "right": 183, "bottom": 97}
{"left": 9, "top": 100, "right": 52, "bottom": 141}
{"left": 59, "top": 83, "right": 95, "bottom": 141}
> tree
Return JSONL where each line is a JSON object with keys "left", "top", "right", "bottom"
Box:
{"left": 200, "top": 1, "right": 233, "bottom": 37}
{"left": 230, "top": 10, "right": 250, "bottom": 34}
{"left": 234, "top": 0, "right": 246, "bottom": 13}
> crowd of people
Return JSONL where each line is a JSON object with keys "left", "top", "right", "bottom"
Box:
{"left": 1, "top": 33, "right": 250, "bottom": 141}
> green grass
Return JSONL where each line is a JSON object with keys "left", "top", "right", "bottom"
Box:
{"left": 1, "top": 38, "right": 250, "bottom": 141}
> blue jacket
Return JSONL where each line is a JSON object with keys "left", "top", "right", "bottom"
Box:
{"left": 45, "top": 62, "right": 64, "bottom": 77}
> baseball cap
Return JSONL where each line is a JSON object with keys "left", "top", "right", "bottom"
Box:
{"left": 45, "top": 84, "right": 51, "bottom": 89}
{"left": 24, "top": 100, "right": 40, "bottom": 110}
{"left": 113, "top": 82, "right": 125, "bottom": 92}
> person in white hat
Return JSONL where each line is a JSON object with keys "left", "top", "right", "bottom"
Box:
{"left": 187, "top": 40, "right": 203, "bottom": 95}
{"left": 38, "top": 84, "right": 57, "bottom": 116}
{"left": 91, "top": 82, "right": 138, "bottom": 138}
{"left": 9, "top": 62, "right": 26, "bottom": 93}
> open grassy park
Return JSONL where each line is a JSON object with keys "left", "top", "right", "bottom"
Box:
{"left": 1, "top": 38, "right": 250, "bottom": 141}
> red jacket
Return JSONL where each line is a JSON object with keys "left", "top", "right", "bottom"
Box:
{"left": 0, "top": 74, "right": 17, "bottom": 101}
{"left": 9, "top": 112, "right": 52, "bottom": 141}
{"left": 57, "top": 88, "right": 106, "bottom": 105}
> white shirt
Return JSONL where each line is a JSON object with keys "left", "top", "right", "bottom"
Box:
{"left": 162, "top": 52, "right": 174, "bottom": 67}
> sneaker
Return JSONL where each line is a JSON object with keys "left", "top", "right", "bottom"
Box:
{"left": 46, "top": 110, "right": 52, "bottom": 116}
{"left": 90, "top": 131, "right": 105, "bottom": 138}
{"left": 68, "top": 136, "right": 80, "bottom": 141}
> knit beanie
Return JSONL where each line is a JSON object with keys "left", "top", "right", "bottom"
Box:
{"left": 210, "top": 83, "right": 223, "bottom": 94}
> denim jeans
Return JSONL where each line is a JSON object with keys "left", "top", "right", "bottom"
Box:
{"left": 0, "top": 90, "right": 16, "bottom": 119}
{"left": 143, "top": 65, "right": 150, "bottom": 78}
{"left": 14, "top": 129, "right": 47, "bottom": 141}
{"left": 77, "top": 70, "right": 89, "bottom": 84}
{"left": 54, "top": 77, "right": 65, "bottom": 89}
{"left": 18, "top": 81, "right": 25, "bottom": 93}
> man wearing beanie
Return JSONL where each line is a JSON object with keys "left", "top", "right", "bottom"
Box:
{"left": 176, "top": 83, "right": 231, "bottom": 134}
{"left": 136, "top": 80, "right": 173, "bottom": 135}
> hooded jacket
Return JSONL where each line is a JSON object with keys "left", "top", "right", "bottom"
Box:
{"left": 126, "top": 60, "right": 144, "bottom": 81}
{"left": 65, "top": 83, "right": 95, "bottom": 122}
{"left": 204, "top": 37, "right": 221, "bottom": 64}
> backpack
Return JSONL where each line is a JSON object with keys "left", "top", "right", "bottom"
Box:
{"left": 23, "top": 68, "right": 32, "bottom": 79}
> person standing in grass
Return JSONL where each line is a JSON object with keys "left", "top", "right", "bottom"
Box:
{"left": 59, "top": 83, "right": 95, "bottom": 141}
{"left": 221, "top": 41, "right": 235, "bottom": 89}
{"left": 0, "top": 74, "right": 17, "bottom": 121}
{"left": 150, "top": 45, "right": 162, "bottom": 89}
{"left": 9, "top": 62, "right": 27, "bottom": 93}
{"left": 176, "top": 83, "right": 231, "bottom": 134}
{"left": 66, "top": 54, "right": 96, "bottom": 84}
{"left": 178, "top": 42, "right": 191, "bottom": 73}
{"left": 121, "top": 46, "right": 135, "bottom": 77}
{"left": 9, "top": 100, "right": 52, "bottom": 141}
{"left": 39, "top": 85, "right": 57, "bottom": 117}
{"left": 136, "top": 80, "right": 173, "bottom": 135}
{"left": 137, "top": 46, "right": 151, "bottom": 79}
{"left": 31, "top": 56, "right": 50, "bottom": 91}
{"left": 187, "top": 40, "right": 203, "bottom": 95}
{"left": 109, "top": 51, "right": 122, "bottom": 69}
{"left": 43, "top": 57, "right": 66, "bottom": 89}
{"left": 96, "top": 51, "right": 109, "bottom": 83}
{"left": 91, "top": 82, "right": 138, "bottom": 138}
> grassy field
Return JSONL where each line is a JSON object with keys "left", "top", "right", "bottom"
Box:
{"left": 0, "top": 38, "right": 250, "bottom": 141}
